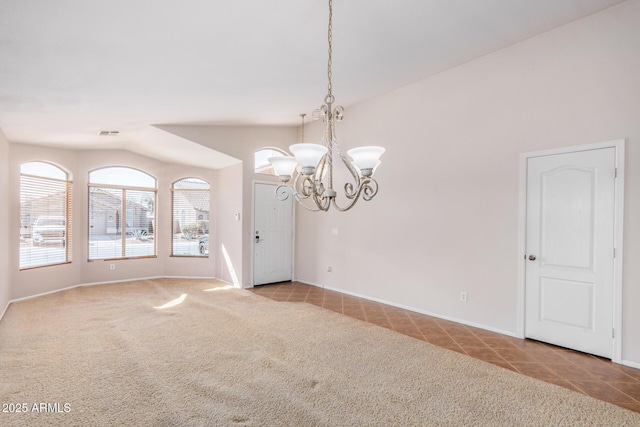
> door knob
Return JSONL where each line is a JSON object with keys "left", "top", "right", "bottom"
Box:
{"left": 528, "top": 255, "right": 536, "bottom": 261}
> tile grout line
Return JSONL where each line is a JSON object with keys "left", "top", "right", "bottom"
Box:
{"left": 464, "top": 327, "right": 522, "bottom": 373}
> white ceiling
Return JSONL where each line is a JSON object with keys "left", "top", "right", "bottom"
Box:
{"left": 0, "top": 0, "right": 626, "bottom": 168}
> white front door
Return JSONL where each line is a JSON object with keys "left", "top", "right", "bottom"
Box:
{"left": 525, "top": 147, "right": 616, "bottom": 358}
{"left": 253, "top": 182, "right": 293, "bottom": 286}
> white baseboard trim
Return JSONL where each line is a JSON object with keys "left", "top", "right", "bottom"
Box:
{"left": 4, "top": 276, "right": 225, "bottom": 307}
{"left": 295, "top": 279, "right": 519, "bottom": 339}
{"left": 210, "top": 277, "right": 236, "bottom": 287}
{"left": 296, "top": 279, "right": 323, "bottom": 288}
{"left": 9, "top": 282, "right": 90, "bottom": 304}
{"left": 158, "top": 276, "right": 220, "bottom": 281}
{"left": 0, "top": 301, "right": 9, "bottom": 324}
{"left": 621, "top": 359, "right": 640, "bottom": 370}
{"left": 77, "top": 276, "right": 219, "bottom": 288}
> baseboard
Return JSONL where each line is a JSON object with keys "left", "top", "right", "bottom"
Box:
{"left": 621, "top": 359, "right": 640, "bottom": 370}
{"left": 295, "top": 279, "right": 519, "bottom": 339}
{"left": 296, "top": 279, "right": 324, "bottom": 288}
{"left": 75, "top": 276, "right": 165, "bottom": 289}
{"left": 0, "top": 301, "right": 9, "bottom": 324}
{"left": 9, "top": 283, "right": 88, "bottom": 304}
{"left": 5, "top": 276, "right": 225, "bottom": 306}
{"left": 1, "top": 275, "right": 233, "bottom": 327}
{"left": 158, "top": 275, "right": 219, "bottom": 281}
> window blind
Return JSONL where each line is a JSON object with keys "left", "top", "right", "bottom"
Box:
{"left": 171, "top": 179, "right": 210, "bottom": 257}
{"left": 20, "top": 174, "right": 72, "bottom": 269}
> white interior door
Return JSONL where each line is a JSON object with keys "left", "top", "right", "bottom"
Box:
{"left": 525, "top": 147, "right": 616, "bottom": 358}
{"left": 253, "top": 182, "right": 293, "bottom": 286}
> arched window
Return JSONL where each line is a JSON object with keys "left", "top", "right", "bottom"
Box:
{"left": 171, "top": 178, "right": 210, "bottom": 257}
{"left": 88, "top": 167, "right": 156, "bottom": 260}
{"left": 20, "top": 161, "right": 72, "bottom": 269}
{"left": 254, "top": 148, "right": 288, "bottom": 176}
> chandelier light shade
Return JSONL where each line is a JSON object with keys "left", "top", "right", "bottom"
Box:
{"left": 268, "top": 0, "right": 385, "bottom": 212}
{"left": 267, "top": 156, "right": 298, "bottom": 182}
{"left": 289, "top": 143, "right": 328, "bottom": 174}
{"left": 347, "top": 146, "right": 385, "bottom": 177}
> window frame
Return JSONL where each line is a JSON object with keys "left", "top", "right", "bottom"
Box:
{"left": 254, "top": 147, "right": 289, "bottom": 176}
{"left": 19, "top": 161, "right": 73, "bottom": 270}
{"left": 88, "top": 167, "right": 157, "bottom": 261}
{"left": 170, "top": 177, "right": 210, "bottom": 258}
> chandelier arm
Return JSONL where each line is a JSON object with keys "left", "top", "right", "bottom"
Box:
{"left": 314, "top": 191, "right": 331, "bottom": 212}
{"left": 290, "top": 174, "right": 323, "bottom": 211}
{"left": 274, "top": 184, "right": 291, "bottom": 201}
{"left": 331, "top": 178, "right": 379, "bottom": 212}
{"left": 331, "top": 120, "right": 362, "bottom": 198}
{"left": 298, "top": 203, "right": 321, "bottom": 212}
{"left": 361, "top": 179, "right": 379, "bottom": 201}
{"left": 332, "top": 180, "right": 366, "bottom": 211}
{"left": 292, "top": 170, "right": 332, "bottom": 212}
{"left": 331, "top": 189, "right": 360, "bottom": 212}
{"left": 295, "top": 197, "right": 322, "bottom": 212}
{"left": 275, "top": 179, "right": 323, "bottom": 212}
{"left": 297, "top": 175, "right": 315, "bottom": 200}
{"left": 313, "top": 167, "right": 332, "bottom": 212}
{"left": 326, "top": 132, "right": 334, "bottom": 192}
{"left": 316, "top": 154, "right": 329, "bottom": 180}
{"left": 307, "top": 179, "right": 330, "bottom": 212}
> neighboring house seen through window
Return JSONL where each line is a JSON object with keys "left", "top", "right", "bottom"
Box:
{"left": 171, "top": 178, "right": 210, "bottom": 257}
{"left": 20, "top": 161, "right": 72, "bottom": 269}
{"left": 88, "top": 167, "right": 156, "bottom": 260}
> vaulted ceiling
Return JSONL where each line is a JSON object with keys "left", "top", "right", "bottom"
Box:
{"left": 0, "top": 0, "right": 626, "bottom": 167}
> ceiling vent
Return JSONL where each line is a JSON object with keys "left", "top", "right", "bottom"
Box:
{"left": 98, "top": 130, "right": 120, "bottom": 136}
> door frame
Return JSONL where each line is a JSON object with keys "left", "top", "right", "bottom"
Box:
{"left": 251, "top": 180, "right": 295, "bottom": 287}
{"left": 517, "top": 139, "right": 625, "bottom": 363}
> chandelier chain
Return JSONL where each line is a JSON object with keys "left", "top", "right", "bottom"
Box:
{"left": 327, "top": 0, "right": 333, "bottom": 98}
{"left": 270, "top": 0, "right": 384, "bottom": 212}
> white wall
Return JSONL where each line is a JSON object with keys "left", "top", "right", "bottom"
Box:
{"left": 157, "top": 125, "right": 298, "bottom": 287}
{"left": 0, "top": 129, "right": 11, "bottom": 318}
{"left": 215, "top": 163, "right": 243, "bottom": 286}
{"left": 295, "top": 0, "right": 640, "bottom": 365}
{"left": 8, "top": 144, "right": 220, "bottom": 299}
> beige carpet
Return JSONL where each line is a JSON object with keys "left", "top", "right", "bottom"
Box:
{"left": 0, "top": 279, "right": 638, "bottom": 426}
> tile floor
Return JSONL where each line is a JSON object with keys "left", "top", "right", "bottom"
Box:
{"left": 250, "top": 281, "right": 640, "bottom": 413}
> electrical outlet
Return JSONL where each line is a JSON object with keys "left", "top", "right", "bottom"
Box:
{"left": 460, "top": 292, "right": 468, "bottom": 303}
{"left": 327, "top": 266, "right": 332, "bottom": 273}
{"left": 110, "top": 263, "right": 116, "bottom": 271}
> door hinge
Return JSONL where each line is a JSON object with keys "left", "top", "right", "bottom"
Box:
{"left": 613, "top": 248, "right": 616, "bottom": 258}
{"left": 612, "top": 328, "right": 615, "bottom": 338}
{"left": 614, "top": 168, "right": 618, "bottom": 178}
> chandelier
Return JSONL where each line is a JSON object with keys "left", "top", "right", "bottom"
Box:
{"left": 268, "top": 0, "right": 384, "bottom": 212}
